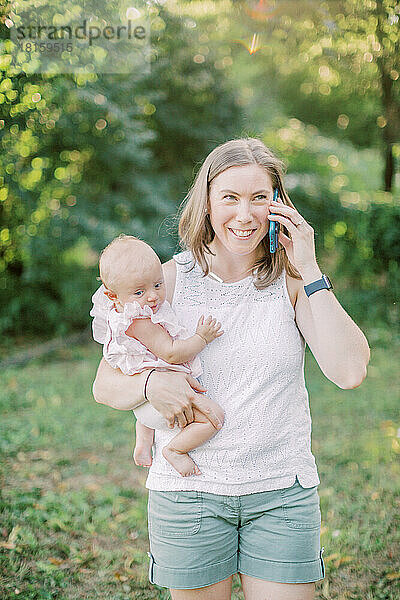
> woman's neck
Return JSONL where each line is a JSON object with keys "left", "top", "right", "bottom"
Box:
{"left": 206, "top": 242, "right": 260, "bottom": 283}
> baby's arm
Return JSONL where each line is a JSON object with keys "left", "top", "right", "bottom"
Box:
{"left": 126, "top": 316, "right": 223, "bottom": 364}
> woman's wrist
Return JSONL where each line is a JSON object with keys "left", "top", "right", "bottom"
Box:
{"left": 93, "top": 360, "right": 149, "bottom": 410}
{"left": 143, "top": 368, "right": 157, "bottom": 403}
{"left": 299, "top": 263, "right": 322, "bottom": 285}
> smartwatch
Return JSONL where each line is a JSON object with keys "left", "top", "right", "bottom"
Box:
{"left": 304, "top": 274, "right": 333, "bottom": 297}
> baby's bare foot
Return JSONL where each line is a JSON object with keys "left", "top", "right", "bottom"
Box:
{"left": 133, "top": 444, "right": 153, "bottom": 468}
{"left": 162, "top": 446, "right": 201, "bottom": 477}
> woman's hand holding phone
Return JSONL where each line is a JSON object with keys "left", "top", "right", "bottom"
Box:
{"left": 267, "top": 190, "right": 319, "bottom": 278}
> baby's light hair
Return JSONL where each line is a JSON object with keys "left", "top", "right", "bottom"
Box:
{"left": 99, "top": 234, "right": 150, "bottom": 292}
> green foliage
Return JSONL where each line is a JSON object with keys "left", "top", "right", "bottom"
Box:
{"left": 0, "top": 3, "right": 242, "bottom": 337}
{"left": 262, "top": 117, "right": 399, "bottom": 327}
{"left": 229, "top": 0, "right": 400, "bottom": 187}
{"left": 0, "top": 70, "right": 156, "bottom": 335}
{"left": 0, "top": 0, "right": 399, "bottom": 339}
{"left": 337, "top": 194, "right": 400, "bottom": 327}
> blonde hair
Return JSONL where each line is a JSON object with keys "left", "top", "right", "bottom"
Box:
{"left": 99, "top": 234, "right": 157, "bottom": 291}
{"left": 178, "top": 138, "right": 301, "bottom": 288}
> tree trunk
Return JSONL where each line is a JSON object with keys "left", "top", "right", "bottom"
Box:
{"left": 375, "top": 0, "right": 399, "bottom": 193}
{"left": 380, "top": 68, "right": 396, "bottom": 193}
{"left": 384, "top": 143, "right": 394, "bottom": 193}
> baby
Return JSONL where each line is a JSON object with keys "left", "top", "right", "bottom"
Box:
{"left": 90, "top": 234, "right": 224, "bottom": 477}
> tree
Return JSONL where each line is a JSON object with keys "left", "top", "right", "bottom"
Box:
{"left": 0, "top": 2, "right": 243, "bottom": 336}
{"left": 227, "top": 0, "right": 400, "bottom": 191}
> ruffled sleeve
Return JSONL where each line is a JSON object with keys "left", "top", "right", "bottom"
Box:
{"left": 147, "top": 301, "right": 189, "bottom": 338}
{"left": 89, "top": 284, "right": 113, "bottom": 344}
{"left": 109, "top": 300, "right": 191, "bottom": 339}
{"left": 107, "top": 301, "right": 152, "bottom": 346}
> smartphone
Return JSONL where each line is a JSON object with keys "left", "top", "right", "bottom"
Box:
{"left": 269, "top": 188, "right": 281, "bottom": 253}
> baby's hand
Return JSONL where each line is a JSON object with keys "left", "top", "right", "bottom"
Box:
{"left": 196, "top": 315, "right": 223, "bottom": 345}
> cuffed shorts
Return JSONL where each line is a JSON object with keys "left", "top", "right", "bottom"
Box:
{"left": 147, "top": 476, "right": 325, "bottom": 590}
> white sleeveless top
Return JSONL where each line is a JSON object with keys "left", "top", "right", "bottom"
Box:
{"left": 145, "top": 250, "right": 320, "bottom": 495}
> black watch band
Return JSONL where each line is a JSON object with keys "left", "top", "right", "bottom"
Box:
{"left": 304, "top": 274, "right": 333, "bottom": 297}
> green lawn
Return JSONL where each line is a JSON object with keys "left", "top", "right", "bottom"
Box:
{"left": 0, "top": 338, "right": 399, "bottom": 599}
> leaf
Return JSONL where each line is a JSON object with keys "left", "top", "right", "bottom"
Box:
{"left": 324, "top": 553, "right": 354, "bottom": 568}
{"left": 325, "top": 553, "right": 340, "bottom": 562}
{"left": 8, "top": 525, "right": 21, "bottom": 542}
{"left": 392, "top": 439, "right": 400, "bottom": 453}
{"left": 386, "top": 572, "right": 400, "bottom": 581}
{"left": 36, "top": 561, "right": 59, "bottom": 573}
{"left": 0, "top": 541, "right": 16, "bottom": 549}
{"left": 47, "top": 518, "right": 69, "bottom": 532}
{"left": 48, "top": 557, "right": 64, "bottom": 565}
{"left": 334, "top": 556, "right": 354, "bottom": 568}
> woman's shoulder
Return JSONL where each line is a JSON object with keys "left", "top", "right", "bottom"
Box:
{"left": 162, "top": 259, "right": 176, "bottom": 304}
{"left": 162, "top": 250, "right": 194, "bottom": 303}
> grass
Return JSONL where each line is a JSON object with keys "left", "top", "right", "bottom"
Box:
{"left": 0, "top": 336, "right": 399, "bottom": 600}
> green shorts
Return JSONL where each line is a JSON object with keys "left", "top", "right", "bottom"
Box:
{"left": 147, "top": 476, "right": 325, "bottom": 590}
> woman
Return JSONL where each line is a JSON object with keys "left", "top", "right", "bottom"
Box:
{"left": 93, "top": 138, "right": 370, "bottom": 600}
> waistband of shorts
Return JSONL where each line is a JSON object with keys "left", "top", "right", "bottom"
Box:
{"left": 146, "top": 471, "right": 320, "bottom": 496}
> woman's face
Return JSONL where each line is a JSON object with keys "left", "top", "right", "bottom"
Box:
{"left": 208, "top": 164, "right": 274, "bottom": 259}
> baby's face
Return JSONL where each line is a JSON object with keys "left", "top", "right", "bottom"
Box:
{"left": 116, "top": 257, "right": 166, "bottom": 313}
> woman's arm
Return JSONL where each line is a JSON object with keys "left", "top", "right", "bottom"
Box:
{"left": 268, "top": 199, "right": 370, "bottom": 389}
{"left": 93, "top": 358, "right": 149, "bottom": 410}
{"left": 92, "top": 358, "right": 223, "bottom": 429}
{"left": 292, "top": 272, "right": 370, "bottom": 389}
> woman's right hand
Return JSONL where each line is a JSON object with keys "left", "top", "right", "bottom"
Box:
{"left": 146, "top": 370, "right": 223, "bottom": 430}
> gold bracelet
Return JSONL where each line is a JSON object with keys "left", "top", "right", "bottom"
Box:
{"left": 196, "top": 332, "right": 207, "bottom": 345}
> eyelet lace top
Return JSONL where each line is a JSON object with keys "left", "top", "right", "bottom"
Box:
{"left": 145, "top": 250, "right": 320, "bottom": 495}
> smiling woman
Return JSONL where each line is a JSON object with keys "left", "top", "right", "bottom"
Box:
{"left": 92, "top": 137, "right": 370, "bottom": 600}
{"left": 206, "top": 164, "right": 273, "bottom": 277}
{"left": 178, "top": 140, "right": 301, "bottom": 290}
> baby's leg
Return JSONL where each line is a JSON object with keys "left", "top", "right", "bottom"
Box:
{"left": 162, "top": 401, "right": 225, "bottom": 477}
{"left": 133, "top": 421, "right": 155, "bottom": 468}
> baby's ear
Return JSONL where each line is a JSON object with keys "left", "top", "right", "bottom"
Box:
{"left": 103, "top": 288, "right": 117, "bottom": 302}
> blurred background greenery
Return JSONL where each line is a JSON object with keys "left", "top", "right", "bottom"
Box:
{"left": 0, "top": 0, "right": 399, "bottom": 344}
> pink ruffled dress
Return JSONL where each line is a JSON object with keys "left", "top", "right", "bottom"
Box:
{"left": 90, "top": 285, "right": 202, "bottom": 430}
